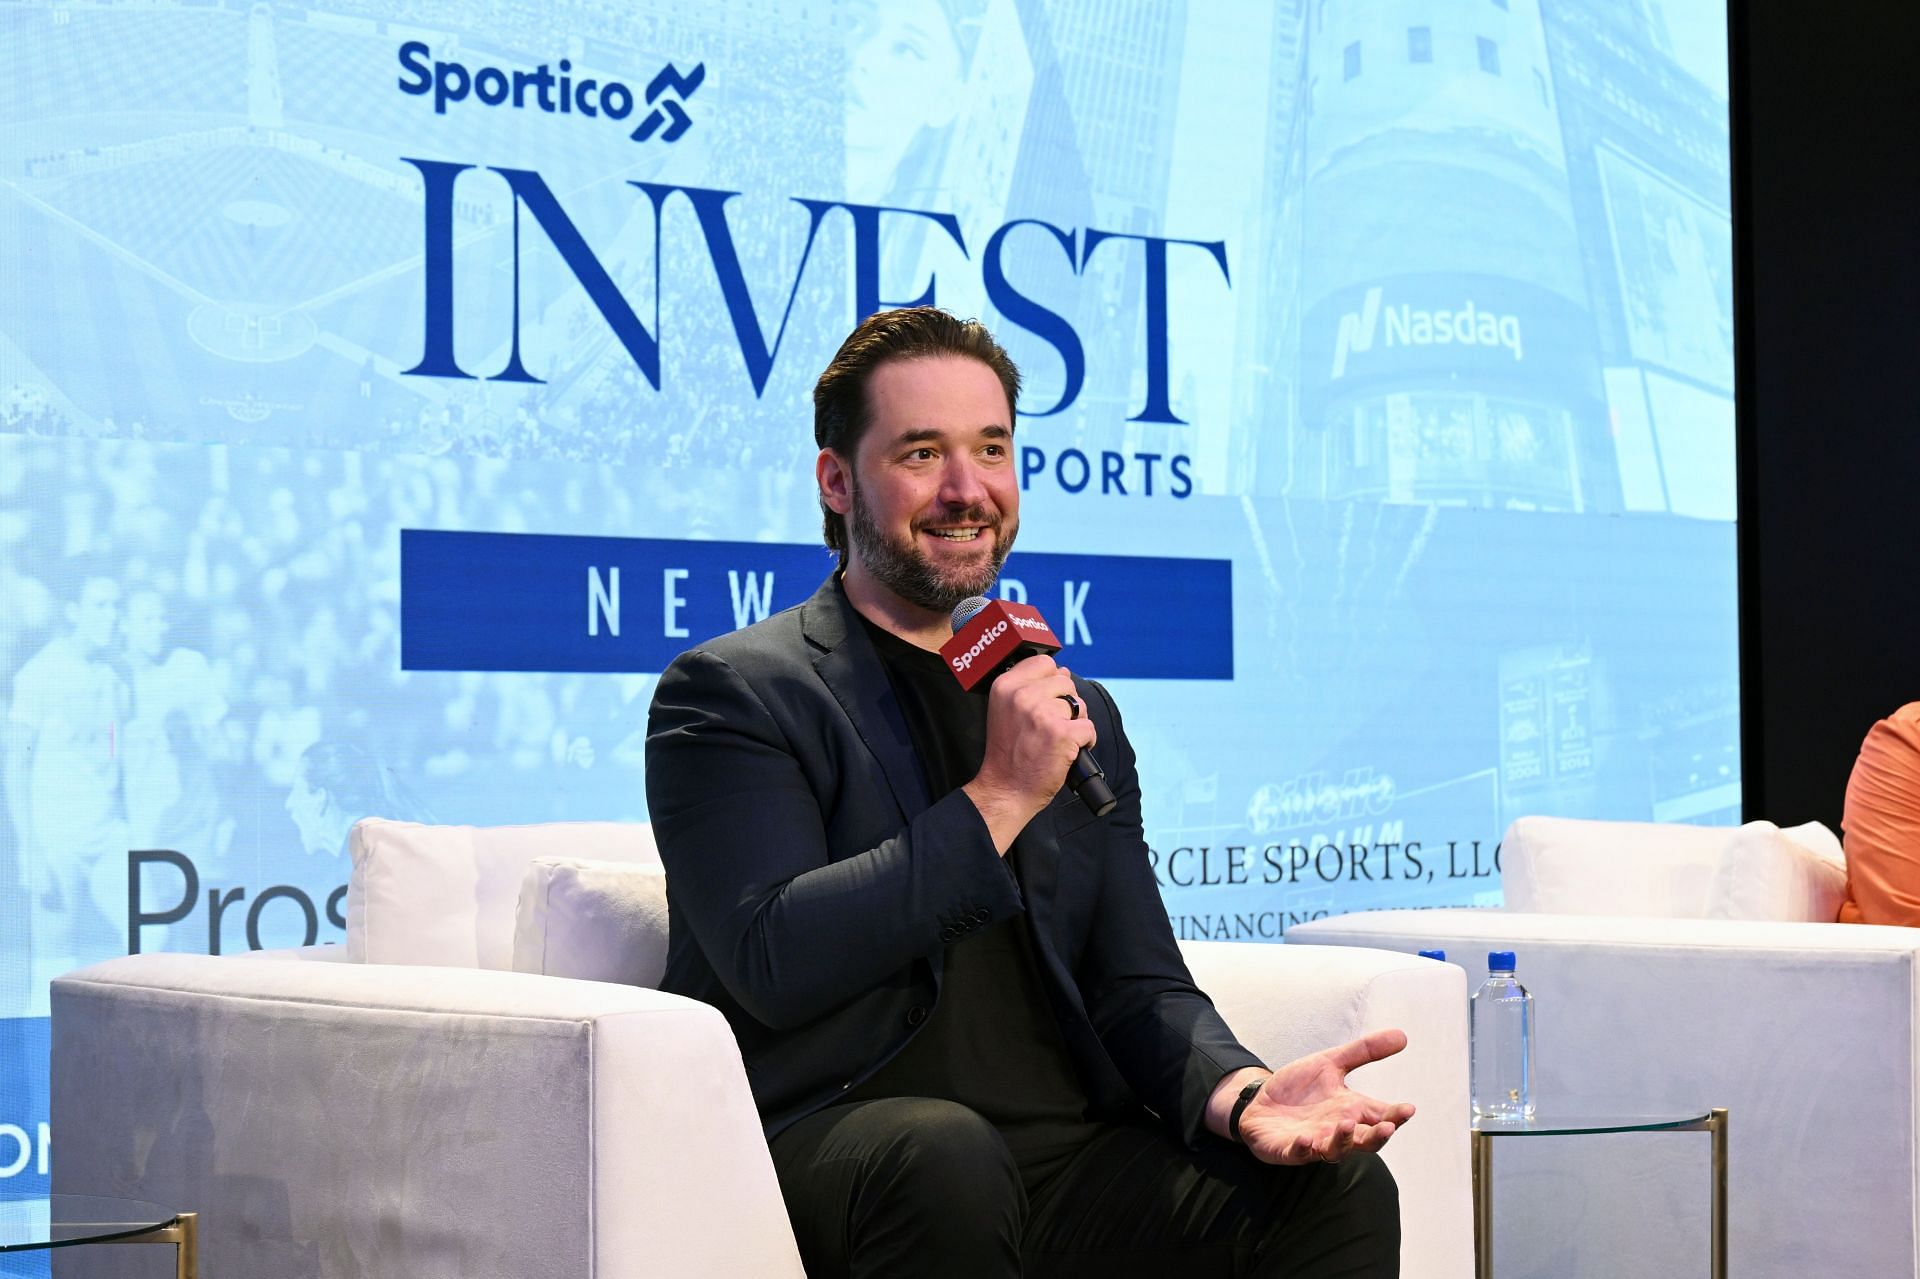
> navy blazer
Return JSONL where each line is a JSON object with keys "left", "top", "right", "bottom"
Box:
{"left": 645, "top": 574, "right": 1263, "bottom": 1143}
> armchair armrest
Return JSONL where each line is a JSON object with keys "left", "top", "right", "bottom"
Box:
{"left": 52, "top": 953, "right": 803, "bottom": 1279}
{"left": 1181, "top": 939, "right": 1472, "bottom": 1279}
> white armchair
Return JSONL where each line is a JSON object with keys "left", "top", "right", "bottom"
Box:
{"left": 53, "top": 819, "right": 1471, "bottom": 1278}
{"left": 1291, "top": 815, "right": 1920, "bottom": 1279}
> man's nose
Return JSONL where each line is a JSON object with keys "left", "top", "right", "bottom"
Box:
{"left": 937, "top": 455, "right": 991, "bottom": 510}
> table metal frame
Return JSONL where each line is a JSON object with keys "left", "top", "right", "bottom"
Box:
{"left": 1471, "top": 1110, "right": 1726, "bottom": 1279}
{"left": 85, "top": 1209, "right": 199, "bottom": 1278}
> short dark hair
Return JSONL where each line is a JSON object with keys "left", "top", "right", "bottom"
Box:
{"left": 297, "top": 741, "right": 432, "bottom": 825}
{"left": 812, "top": 307, "right": 1021, "bottom": 562}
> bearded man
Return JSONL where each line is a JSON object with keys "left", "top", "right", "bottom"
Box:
{"left": 645, "top": 307, "right": 1412, "bottom": 1277}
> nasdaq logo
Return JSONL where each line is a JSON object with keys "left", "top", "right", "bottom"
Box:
{"left": 396, "top": 42, "right": 704, "bottom": 143}
{"left": 1330, "top": 286, "right": 1524, "bottom": 379}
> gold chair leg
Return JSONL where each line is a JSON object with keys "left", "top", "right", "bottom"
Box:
{"left": 1472, "top": 1130, "right": 1493, "bottom": 1279}
{"left": 1709, "top": 1112, "right": 1727, "bottom": 1279}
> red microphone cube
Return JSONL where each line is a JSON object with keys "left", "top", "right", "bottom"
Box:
{"left": 939, "top": 599, "right": 1064, "bottom": 692}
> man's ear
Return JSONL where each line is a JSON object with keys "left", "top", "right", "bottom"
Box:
{"left": 817, "top": 448, "right": 854, "bottom": 516}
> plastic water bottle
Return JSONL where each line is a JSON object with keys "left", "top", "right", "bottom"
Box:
{"left": 1417, "top": 948, "right": 1447, "bottom": 962}
{"left": 1471, "top": 950, "right": 1535, "bottom": 1120}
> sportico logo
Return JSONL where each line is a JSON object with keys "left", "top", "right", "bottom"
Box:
{"left": 396, "top": 42, "right": 705, "bottom": 143}
{"left": 950, "top": 620, "right": 1011, "bottom": 672}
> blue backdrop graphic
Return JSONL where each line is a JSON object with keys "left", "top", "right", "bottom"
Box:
{"left": 399, "top": 530, "right": 1234, "bottom": 677}
{"left": 0, "top": 0, "right": 1733, "bottom": 1198}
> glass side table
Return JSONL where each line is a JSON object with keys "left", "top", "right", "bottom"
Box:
{"left": 0, "top": 1194, "right": 197, "bottom": 1277}
{"left": 1470, "top": 1110, "right": 1727, "bottom": 1279}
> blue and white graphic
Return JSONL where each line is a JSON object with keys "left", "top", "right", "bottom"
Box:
{"left": 400, "top": 531, "right": 1233, "bottom": 678}
{"left": 1, "top": 0, "right": 1734, "bottom": 1194}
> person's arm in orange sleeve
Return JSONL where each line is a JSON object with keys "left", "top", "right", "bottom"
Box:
{"left": 1840, "top": 703, "right": 1920, "bottom": 926}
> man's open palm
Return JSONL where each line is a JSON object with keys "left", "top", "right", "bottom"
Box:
{"left": 1236, "top": 1029, "right": 1416, "bottom": 1166}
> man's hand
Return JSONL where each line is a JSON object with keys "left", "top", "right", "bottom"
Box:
{"left": 1218, "top": 1030, "right": 1416, "bottom": 1166}
{"left": 961, "top": 653, "right": 1098, "bottom": 854}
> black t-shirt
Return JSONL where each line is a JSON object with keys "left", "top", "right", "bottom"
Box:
{"left": 841, "top": 615, "right": 1104, "bottom": 1171}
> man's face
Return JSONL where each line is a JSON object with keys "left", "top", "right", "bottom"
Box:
{"left": 830, "top": 354, "right": 1019, "bottom": 617}
{"left": 845, "top": 0, "right": 963, "bottom": 169}
{"left": 69, "top": 579, "right": 119, "bottom": 652}
{"left": 125, "top": 592, "right": 168, "bottom": 660}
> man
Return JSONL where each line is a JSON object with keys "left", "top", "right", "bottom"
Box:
{"left": 6, "top": 574, "right": 131, "bottom": 1010}
{"left": 122, "top": 588, "right": 228, "bottom": 853}
{"left": 646, "top": 308, "right": 1411, "bottom": 1277}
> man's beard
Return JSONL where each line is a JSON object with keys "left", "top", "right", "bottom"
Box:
{"left": 848, "top": 482, "right": 1018, "bottom": 616}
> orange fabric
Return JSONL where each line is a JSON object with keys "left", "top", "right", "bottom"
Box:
{"left": 1838, "top": 703, "right": 1920, "bottom": 925}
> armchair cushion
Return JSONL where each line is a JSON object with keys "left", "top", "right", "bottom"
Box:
{"left": 1501, "top": 815, "right": 1728, "bottom": 916}
{"left": 513, "top": 857, "right": 670, "bottom": 987}
{"left": 1705, "top": 820, "right": 1846, "bottom": 922}
{"left": 346, "top": 818, "right": 660, "bottom": 969}
{"left": 1503, "top": 815, "right": 1844, "bottom": 921}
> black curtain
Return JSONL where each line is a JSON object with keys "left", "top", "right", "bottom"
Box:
{"left": 1733, "top": 0, "right": 1920, "bottom": 826}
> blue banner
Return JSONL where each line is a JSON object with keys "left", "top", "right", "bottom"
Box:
{"left": 401, "top": 531, "right": 1233, "bottom": 678}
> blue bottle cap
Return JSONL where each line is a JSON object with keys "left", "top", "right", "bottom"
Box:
{"left": 1488, "top": 950, "right": 1516, "bottom": 972}
{"left": 1417, "top": 949, "right": 1447, "bottom": 962}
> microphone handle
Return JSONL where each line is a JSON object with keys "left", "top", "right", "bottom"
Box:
{"left": 968, "top": 638, "right": 1114, "bottom": 815}
{"left": 1068, "top": 747, "right": 1117, "bottom": 817}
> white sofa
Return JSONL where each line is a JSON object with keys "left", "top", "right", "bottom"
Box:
{"left": 53, "top": 819, "right": 1473, "bottom": 1278}
{"left": 1291, "top": 815, "right": 1920, "bottom": 1279}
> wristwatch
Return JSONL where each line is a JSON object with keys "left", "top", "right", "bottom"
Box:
{"left": 1228, "top": 1075, "right": 1269, "bottom": 1145}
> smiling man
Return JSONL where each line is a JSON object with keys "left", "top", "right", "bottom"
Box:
{"left": 646, "top": 307, "right": 1411, "bottom": 1277}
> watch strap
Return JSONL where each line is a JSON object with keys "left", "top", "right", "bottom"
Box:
{"left": 1228, "top": 1075, "right": 1268, "bottom": 1145}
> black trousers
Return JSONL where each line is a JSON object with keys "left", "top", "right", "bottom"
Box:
{"left": 768, "top": 1097, "right": 1400, "bottom": 1278}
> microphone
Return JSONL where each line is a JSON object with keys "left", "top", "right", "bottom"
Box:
{"left": 941, "top": 596, "right": 1117, "bottom": 817}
